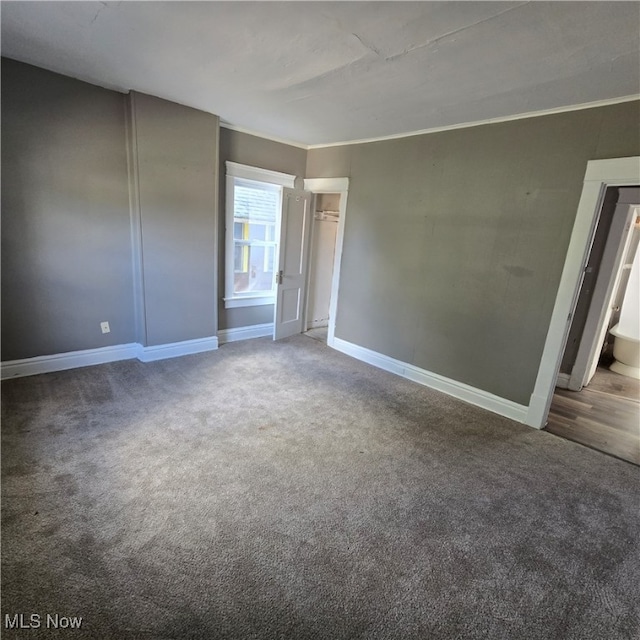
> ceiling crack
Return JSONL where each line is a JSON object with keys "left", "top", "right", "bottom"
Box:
{"left": 90, "top": 3, "right": 110, "bottom": 25}
{"left": 385, "top": 1, "right": 532, "bottom": 62}
{"left": 351, "top": 32, "right": 382, "bottom": 58}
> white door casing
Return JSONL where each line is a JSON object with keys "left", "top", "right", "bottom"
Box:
{"left": 569, "top": 200, "right": 639, "bottom": 390}
{"left": 303, "top": 178, "right": 350, "bottom": 347}
{"left": 273, "top": 188, "right": 312, "bottom": 340}
{"left": 526, "top": 156, "right": 640, "bottom": 428}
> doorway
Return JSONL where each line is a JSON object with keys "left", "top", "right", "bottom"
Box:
{"left": 527, "top": 156, "right": 640, "bottom": 430}
{"left": 547, "top": 190, "right": 640, "bottom": 464}
{"left": 305, "top": 193, "right": 340, "bottom": 344}
{"left": 303, "top": 178, "right": 349, "bottom": 347}
{"left": 558, "top": 188, "right": 640, "bottom": 390}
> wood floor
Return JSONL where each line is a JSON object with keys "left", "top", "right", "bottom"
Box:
{"left": 546, "top": 367, "right": 640, "bottom": 465}
{"left": 304, "top": 326, "right": 329, "bottom": 343}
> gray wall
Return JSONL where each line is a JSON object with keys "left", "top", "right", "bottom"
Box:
{"left": 4, "top": 53, "right": 638, "bottom": 410}
{"left": 129, "top": 92, "right": 218, "bottom": 346}
{"left": 2, "top": 60, "right": 220, "bottom": 360}
{"left": 218, "top": 128, "right": 307, "bottom": 330}
{"left": 1, "top": 59, "right": 135, "bottom": 360}
{"left": 307, "top": 101, "right": 640, "bottom": 405}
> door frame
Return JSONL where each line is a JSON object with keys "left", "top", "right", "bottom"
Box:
{"left": 568, "top": 197, "right": 639, "bottom": 390}
{"left": 303, "top": 177, "right": 349, "bottom": 347}
{"left": 526, "top": 156, "right": 640, "bottom": 428}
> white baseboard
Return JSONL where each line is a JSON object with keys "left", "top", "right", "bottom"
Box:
{"left": 555, "top": 373, "right": 571, "bottom": 389}
{"left": 525, "top": 392, "right": 552, "bottom": 430}
{"left": 218, "top": 323, "right": 273, "bottom": 344}
{"left": 1, "top": 343, "right": 139, "bottom": 380}
{"left": 332, "top": 337, "right": 529, "bottom": 424}
{"left": 2, "top": 333, "right": 530, "bottom": 429}
{"left": 136, "top": 336, "right": 219, "bottom": 363}
{"left": 2, "top": 336, "right": 220, "bottom": 380}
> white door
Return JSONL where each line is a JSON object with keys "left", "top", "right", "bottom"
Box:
{"left": 569, "top": 199, "right": 638, "bottom": 389}
{"left": 274, "top": 188, "right": 312, "bottom": 340}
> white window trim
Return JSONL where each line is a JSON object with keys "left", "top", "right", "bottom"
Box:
{"left": 226, "top": 162, "right": 296, "bottom": 188}
{"left": 225, "top": 162, "right": 297, "bottom": 309}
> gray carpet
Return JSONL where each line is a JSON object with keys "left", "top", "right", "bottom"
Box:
{"left": 2, "top": 335, "right": 639, "bottom": 639}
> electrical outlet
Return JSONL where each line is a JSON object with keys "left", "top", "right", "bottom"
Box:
{"left": 100, "top": 321, "right": 111, "bottom": 334}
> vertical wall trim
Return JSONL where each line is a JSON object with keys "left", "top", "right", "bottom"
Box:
{"left": 124, "top": 92, "right": 148, "bottom": 347}
{"left": 211, "top": 118, "right": 220, "bottom": 336}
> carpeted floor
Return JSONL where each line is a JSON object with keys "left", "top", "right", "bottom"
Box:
{"left": 2, "top": 335, "right": 639, "bottom": 639}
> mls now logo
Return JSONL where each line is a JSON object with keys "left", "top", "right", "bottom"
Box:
{"left": 5, "top": 613, "right": 83, "bottom": 630}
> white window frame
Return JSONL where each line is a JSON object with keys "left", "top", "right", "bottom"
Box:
{"left": 225, "top": 161, "right": 296, "bottom": 309}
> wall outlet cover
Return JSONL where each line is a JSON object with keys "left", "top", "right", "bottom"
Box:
{"left": 100, "top": 321, "right": 111, "bottom": 334}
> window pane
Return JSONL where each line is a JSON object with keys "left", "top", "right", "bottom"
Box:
{"left": 248, "top": 224, "right": 266, "bottom": 241}
{"left": 234, "top": 243, "right": 276, "bottom": 294}
{"left": 231, "top": 179, "right": 279, "bottom": 297}
{"left": 234, "top": 244, "right": 247, "bottom": 273}
{"left": 264, "top": 246, "right": 275, "bottom": 273}
{"left": 234, "top": 184, "right": 278, "bottom": 224}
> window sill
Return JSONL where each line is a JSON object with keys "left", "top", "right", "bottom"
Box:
{"left": 224, "top": 296, "right": 275, "bottom": 309}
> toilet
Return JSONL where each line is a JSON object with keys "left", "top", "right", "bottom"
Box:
{"left": 609, "top": 324, "right": 640, "bottom": 379}
{"left": 609, "top": 232, "right": 640, "bottom": 379}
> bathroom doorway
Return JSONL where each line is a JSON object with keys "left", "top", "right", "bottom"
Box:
{"left": 545, "top": 187, "right": 640, "bottom": 465}
{"left": 558, "top": 188, "right": 640, "bottom": 390}
{"left": 529, "top": 157, "right": 639, "bottom": 432}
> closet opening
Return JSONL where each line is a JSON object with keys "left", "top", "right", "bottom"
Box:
{"left": 302, "top": 178, "right": 350, "bottom": 348}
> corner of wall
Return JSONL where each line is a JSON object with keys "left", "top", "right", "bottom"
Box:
{"left": 124, "top": 92, "right": 148, "bottom": 347}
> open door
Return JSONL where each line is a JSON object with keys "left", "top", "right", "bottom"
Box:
{"left": 568, "top": 191, "right": 639, "bottom": 389}
{"left": 274, "top": 188, "right": 312, "bottom": 340}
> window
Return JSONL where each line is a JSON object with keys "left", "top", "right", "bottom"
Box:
{"left": 232, "top": 181, "right": 278, "bottom": 295}
{"left": 225, "top": 162, "right": 296, "bottom": 308}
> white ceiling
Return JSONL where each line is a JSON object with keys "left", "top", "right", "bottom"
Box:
{"left": 2, "top": 1, "right": 639, "bottom": 147}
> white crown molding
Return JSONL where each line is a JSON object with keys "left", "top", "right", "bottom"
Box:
{"left": 332, "top": 337, "right": 529, "bottom": 425}
{"left": 308, "top": 95, "right": 640, "bottom": 149}
{"left": 226, "top": 94, "right": 640, "bottom": 151}
{"left": 217, "top": 323, "right": 274, "bottom": 344}
{"left": 221, "top": 95, "right": 640, "bottom": 152}
{"left": 220, "top": 121, "right": 309, "bottom": 150}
